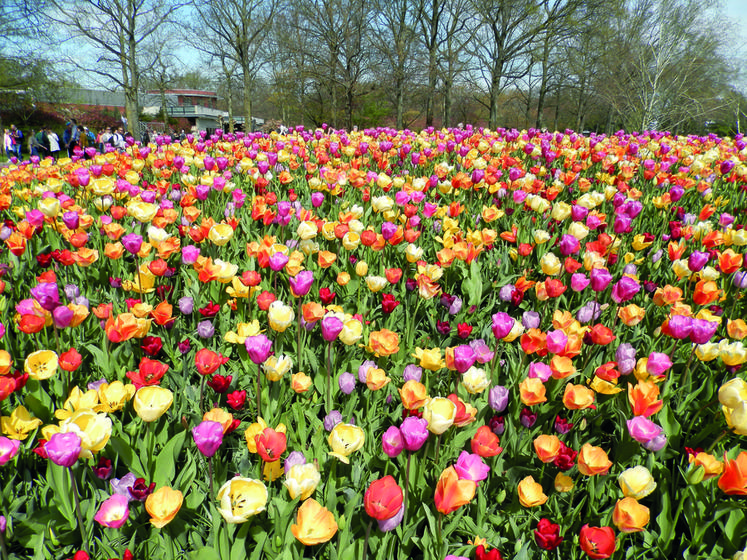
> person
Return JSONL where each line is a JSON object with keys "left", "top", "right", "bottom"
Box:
{"left": 100, "top": 126, "right": 112, "bottom": 150}
{"left": 67, "top": 119, "right": 80, "bottom": 157}
{"left": 62, "top": 122, "right": 73, "bottom": 155}
{"left": 179, "top": 129, "right": 186, "bottom": 141}
{"left": 10, "top": 125, "right": 23, "bottom": 158}
{"left": 3, "top": 129, "right": 12, "bottom": 158}
{"left": 28, "top": 129, "right": 42, "bottom": 157}
{"left": 110, "top": 127, "right": 125, "bottom": 151}
{"left": 78, "top": 125, "right": 88, "bottom": 149}
{"left": 141, "top": 127, "right": 150, "bottom": 145}
{"left": 47, "top": 127, "right": 61, "bottom": 159}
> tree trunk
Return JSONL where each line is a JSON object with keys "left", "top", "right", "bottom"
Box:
{"left": 126, "top": 11, "right": 140, "bottom": 135}
{"left": 442, "top": 77, "right": 451, "bottom": 129}
{"left": 535, "top": 36, "right": 551, "bottom": 130}
{"left": 243, "top": 64, "right": 253, "bottom": 131}
{"left": 227, "top": 82, "right": 234, "bottom": 133}
{"left": 395, "top": 76, "right": 404, "bottom": 129}
{"left": 425, "top": 0, "right": 439, "bottom": 128}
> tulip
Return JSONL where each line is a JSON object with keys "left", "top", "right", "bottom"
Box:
{"left": 327, "top": 423, "right": 365, "bottom": 463}
{"left": 579, "top": 525, "right": 616, "bottom": 559}
{"left": 618, "top": 466, "right": 656, "bottom": 499}
{"left": 94, "top": 494, "right": 129, "bottom": 528}
{"left": 364, "top": 475, "right": 404, "bottom": 521}
{"left": 454, "top": 451, "right": 489, "bottom": 484}
{"left": 192, "top": 421, "right": 224, "bottom": 458}
{"left": 320, "top": 315, "right": 344, "bottom": 342}
{"left": 381, "top": 426, "right": 404, "bottom": 458}
{"left": 534, "top": 518, "right": 563, "bottom": 551}
{"left": 133, "top": 386, "right": 173, "bottom": 422}
{"left": 518, "top": 475, "right": 548, "bottom": 507}
{"left": 491, "top": 312, "right": 514, "bottom": 339}
{"left": 46, "top": 432, "right": 81, "bottom": 467}
{"left": 612, "top": 497, "right": 649, "bottom": 533}
{"left": 589, "top": 267, "right": 612, "bottom": 292}
{"left": 488, "top": 385, "right": 509, "bottom": 413}
{"left": 471, "top": 425, "right": 502, "bottom": 457}
{"left": 291, "top": 498, "right": 338, "bottom": 545}
{"left": 145, "top": 486, "right": 183, "bottom": 528}
{"left": 400, "top": 416, "right": 429, "bottom": 451}
{"left": 245, "top": 335, "right": 273, "bottom": 364}
{"left": 289, "top": 270, "right": 314, "bottom": 297}
{"left": 534, "top": 435, "right": 561, "bottom": 463}
{"left": 284, "top": 462, "right": 321, "bottom": 500}
{"left": 216, "top": 477, "right": 268, "bottom": 523}
{"left": 422, "top": 397, "right": 457, "bottom": 434}
{"left": 627, "top": 417, "right": 666, "bottom": 451}
{"left": 434, "top": 466, "right": 476, "bottom": 514}
{"left": 0, "top": 436, "right": 21, "bottom": 465}
{"left": 577, "top": 443, "right": 612, "bottom": 476}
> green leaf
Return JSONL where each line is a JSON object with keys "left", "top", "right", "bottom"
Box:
{"left": 463, "top": 259, "right": 484, "bottom": 307}
{"left": 109, "top": 435, "right": 145, "bottom": 478}
{"left": 153, "top": 429, "right": 187, "bottom": 486}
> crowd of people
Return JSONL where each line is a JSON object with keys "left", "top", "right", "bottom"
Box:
{"left": 1, "top": 118, "right": 152, "bottom": 161}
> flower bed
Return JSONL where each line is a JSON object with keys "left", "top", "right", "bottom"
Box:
{"left": 0, "top": 126, "right": 746, "bottom": 560}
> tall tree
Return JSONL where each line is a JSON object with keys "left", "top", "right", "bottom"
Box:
{"left": 190, "top": 0, "right": 278, "bottom": 130}
{"left": 45, "top": 0, "right": 186, "bottom": 135}
{"left": 371, "top": 0, "right": 420, "bottom": 129}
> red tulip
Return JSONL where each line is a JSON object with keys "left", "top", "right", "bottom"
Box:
{"left": 364, "top": 475, "right": 403, "bottom": 521}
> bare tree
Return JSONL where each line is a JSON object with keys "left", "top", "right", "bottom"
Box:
{"left": 189, "top": 0, "right": 278, "bottom": 129}
{"left": 289, "top": 0, "right": 373, "bottom": 129}
{"left": 45, "top": 0, "right": 186, "bottom": 135}
{"left": 371, "top": 0, "right": 421, "bottom": 129}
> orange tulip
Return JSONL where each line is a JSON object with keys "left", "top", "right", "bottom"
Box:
{"left": 104, "top": 242, "right": 125, "bottom": 260}
{"left": 689, "top": 452, "right": 723, "bottom": 480}
{"left": 17, "top": 314, "right": 46, "bottom": 334}
{"left": 291, "top": 499, "right": 338, "bottom": 545}
{"left": 533, "top": 434, "right": 561, "bottom": 463}
{"left": 692, "top": 280, "right": 719, "bottom": 306}
{"left": 302, "top": 302, "right": 325, "bottom": 323}
{"left": 628, "top": 381, "right": 662, "bottom": 417}
{"left": 399, "top": 380, "right": 428, "bottom": 410}
{"left": 150, "top": 301, "right": 175, "bottom": 327}
{"left": 105, "top": 313, "right": 140, "bottom": 343}
{"left": 550, "top": 355, "right": 576, "bottom": 379}
{"left": 434, "top": 466, "right": 476, "bottom": 514}
{"left": 471, "top": 425, "right": 502, "bottom": 457}
{"left": 589, "top": 324, "right": 615, "bottom": 345}
{"left": 719, "top": 249, "right": 743, "bottom": 274}
{"left": 562, "top": 383, "right": 595, "bottom": 410}
{"left": 519, "top": 377, "right": 547, "bottom": 406}
{"left": 366, "top": 329, "right": 400, "bottom": 357}
{"left": 520, "top": 329, "right": 547, "bottom": 355}
{"left": 718, "top": 451, "right": 747, "bottom": 495}
{"left": 577, "top": 443, "right": 612, "bottom": 476}
{"left": 517, "top": 475, "right": 548, "bottom": 507}
{"left": 612, "top": 497, "right": 649, "bottom": 533}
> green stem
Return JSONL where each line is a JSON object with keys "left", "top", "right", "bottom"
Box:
{"left": 208, "top": 456, "right": 215, "bottom": 499}
{"left": 68, "top": 467, "right": 88, "bottom": 555}
{"left": 0, "top": 530, "right": 9, "bottom": 560}
{"left": 297, "top": 298, "right": 303, "bottom": 374}
{"left": 256, "top": 362, "right": 262, "bottom": 419}
{"left": 436, "top": 512, "right": 444, "bottom": 558}
{"left": 362, "top": 521, "right": 372, "bottom": 560}
{"left": 326, "top": 341, "right": 334, "bottom": 414}
{"left": 707, "top": 430, "right": 728, "bottom": 454}
{"left": 403, "top": 451, "right": 411, "bottom": 527}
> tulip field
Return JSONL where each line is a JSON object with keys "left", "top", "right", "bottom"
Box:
{"left": 2, "top": 126, "right": 747, "bottom": 560}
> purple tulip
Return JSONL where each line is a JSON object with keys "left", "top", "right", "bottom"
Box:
{"left": 627, "top": 416, "right": 665, "bottom": 450}
{"left": 400, "top": 416, "right": 429, "bottom": 451}
{"left": 30, "top": 282, "right": 60, "bottom": 311}
{"left": 570, "top": 273, "right": 590, "bottom": 292}
{"left": 47, "top": 432, "right": 81, "bottom": 468}
{"left": 469, "top": 339, "right": 494, "bottom": 363}
{"left": 453, "top": 344, "right": 476, "bottom": 373}
{"left": 62, "top": 211, "right": 80, "bottom": 230}
{"left": 522, "top": 311, "right": 541, "bottom": 330}
{"left": 178, "top": 296, "right": 194, "bottom": 315}
{"left": 381, "top": 426, "right": 404, "bottom": 458}
{"left": 571, "top": 205, "right": 589, "bottom": 221}
{"left": 121, "top": 233, "right": 143, "bottom": 255}
{"left": 488, "top": 386, "right": 509, "bottom": 413}
{"left": 590, "top": 267, "right": 612, "bottom": 292}
{"left": 323, "top": 410, "right": 343, "bottom": 431}
{"left": 284, "top": 451, "right": 306, "bottom": 473}
{"left": 381, "top": 221, "right": 397, "bottom": 240}
{"left": 377, "top": 502, "right": 405, "bottom": 532}
{"left": 52, "top": 306, "right": 74, "bottom": 329}
{"left": 402, "top": 364, "right": 423, "bottom": 382}
{"left": 646, "top": 352, "right": 672, "bottom": 378}
{"left": 667, "top": 315, "right": 693, "bottom": 340}
{"left": 616, "top": 343, "right": 637, "bottom": 375}
{"left": 688, "top": 251, "right": 709, "bottom": 272}
{"left": 546, "top": 330, "right": 568, "bottom": 354}
{"left": 689, "top": 319, "right": 718, "bottom": 345}
{"left": 454, "top": 451, "right": 489, "bottom": 484}
{"left": 528, "top": 362, "right": 553, "bottom": 382}
{"left": 558, "top": 234, "right": 580, "bottom": 256}
{"left": 321, "top": 315, "right": 344, "bottom": 342}
{"left": 192, "top": 420, "right": 224, "bottom": 458}
{"left": 520, "top": 408, "right": 537, "bottom": 428}
{"left": 610, "top": 276, "right": 641, "bottom": 303}
{"left": 245, "top": 334, "right": 273, "bottom": 364}
{"left": 197, "top": 320, "right": 214, "bottom": 339}
{"left": 358, "top": 360, "right": 377, "bottom": 383}
{"left": 181, "top": 245, "right": 201, "bottom": 265}
{"left": 338, "top": 371, "right": 356, "bottom": 394}
{"left": 0, "top": 436, "right": 21, "bottom": 465}
{"left": 289, "top": 270, "right": 314, "bottom": 297}
{"left": 268, "top": 252, "right": 289, "bottom": 272}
